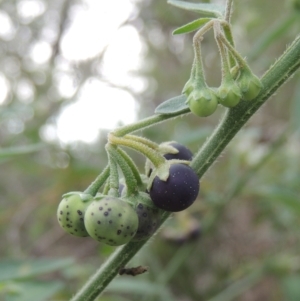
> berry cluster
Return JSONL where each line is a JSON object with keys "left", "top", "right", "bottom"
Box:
{"left": 57, "top": 140, "right": 200, "bottom": 247}
{"left": 183, "top": 20, "right": 262, "bottom": 117}
{"left": 56, "top": 19, "right": 263, "bottom": 247}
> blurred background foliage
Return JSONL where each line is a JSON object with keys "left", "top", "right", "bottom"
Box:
{"left": 1, "top": 0, "right": 300, "bottom": 300}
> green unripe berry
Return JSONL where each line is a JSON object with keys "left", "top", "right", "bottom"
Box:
{"left": 130, "top": 192, "right": 164, "bottom": 241}
{"left": 237, "top": 69, "right": 263, "bottom": 101}
{"left": 187, "top": 88, "right": 219, "bottom": 117}
{"left": 84, "top": 197, "right": 138, "bottom": 246}
{"left": 218, "top": 80, "right": 242, "bottom": 108}
{"left": 57, "top": 192, "right": 93, "bottom": 237}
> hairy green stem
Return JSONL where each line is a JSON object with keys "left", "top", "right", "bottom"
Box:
{"left": 214, "top": 22, "right": 232, "bottom": 82}
{"left": 109, "top": 134, "right": 166, "bottom": 168}
{"left": 218, "top": 33, "right": 250, "bottom": 70}
{"left": 113, "top": 110, "right": 189, "bottom": 137}
{"left": 107, "top": 145, "right": 138, "bottom": 196}
{"left": 75, "top": 34, "right": 300, "bottom": 301}
{"left": 107, "top": 150, "right": 119, "bottom": 197}
{"left": 125, "top": 134, "right": 159, "bottom": 150}
{"left": 117, "top": 148, "right": 144, "bottom": 188}
{"left": 224, "top": 0, "right": 233, "bottom": 23}
{"left": 222, "top": 23, "right": 236, "bottom": 68}
{"left": 70, "top": 241, "right": 148, "bottom": 301}
{"left": 71, "top": 212, "right": 170, "bottom": 301}
{"left": 84, "top": 165, "right": 110, "bottom": 196}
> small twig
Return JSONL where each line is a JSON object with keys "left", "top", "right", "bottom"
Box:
{"left": 119, "top": 266, "right": 149, "bottom": 276}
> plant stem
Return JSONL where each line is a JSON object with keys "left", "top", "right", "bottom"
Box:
{"left": 117, "top": 148, "right": 144, "bottom": 189}
{"left": 84, "top": 165, "right": 110, "bottom": 196}
{"left": 107, "top": 145, "right": 138, "bottom": 197}
{"left": 106, "top": 147, "right": 119, "bottom": 197}
{"left": 217, "top": 33, "right": 250, "bottom": 71}
{"left": 113, "top": 111, "right": 189, "bottom": 137}
{"left": 125, "top": 134, "right": 159, "bottom": 150}
{"left": 75, "top": 34, "right": 300, "bottom": 301}
{"left": 224, "top": 0, "right": 233, "bottom": 23}
{"left": 108, "top": 134, "right": 166, "bottom": 168}
{"left": 214, "top": 22, "right": 232, "bottom": 82}
{"left": 70, "top": 212, "right": 171, "bottom": 301}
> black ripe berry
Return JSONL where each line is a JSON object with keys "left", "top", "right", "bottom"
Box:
{"left": 149, "top": 164, "right": 199, "bottom": 212}
{"left": 163, "top": 142, "right": 193, "bottom": 161}
{"left": 146, "top": 142, "right": 193, "bottom": 177}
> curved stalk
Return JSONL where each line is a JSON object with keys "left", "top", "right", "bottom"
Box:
{"left": 70, "top": 212, "right": 170, "bottom": 301}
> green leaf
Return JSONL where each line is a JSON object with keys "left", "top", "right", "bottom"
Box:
{"left": 168, "top": 0, "right": 225, "bottom": 17}
{"left": 0, "top": 144, "right": 45, "bottom": 159}
{"left": 290, "top": 78, "right": 300, "bottom": 131}
{"left": 173, "top": 18, "right": 212, "bottom": 35}
{"left": 3, "top": 280, "right": 63, "bottom": 301}
{"left": 0, "top": 258, "right": 74, "bottom": 282}
{"left": 257, "top": 187, "right": 300, "bottom": 214}
{"left": 155, "top": 95, "right": 190, "bottom": 115}
{"left": 107, "top": 279, "right": 169, "bottom": 296}
{"left": 281, "top": 275, "right": 300, "bottom": 301}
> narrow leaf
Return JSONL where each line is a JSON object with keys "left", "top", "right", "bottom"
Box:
{"left": 168, "top": 0, "right": 225, "bottom": 17}
{"left": 173, "top": 18, "right": 212, "bottom": 35}
{"left": 107, "top": 279, "right": 169, "bottom": 296}
{"left": 281, "top": 276, "right": 300, "bottom": 301}
{"left": 0, "top": 258, "right": 74, "bottom": 282}
{"left": 0, "top": 143, "right": 45, "bottom": 159}
{"left": 257, "top": 187, "right": 300, "bottom": 214}
{"left": 4, "top": 280, "right": 63, "bottom": 301}
{"left": 290, "top": 78, "right": 300, "bottom": 131}
{"left": 155, "top": 95, "right": 190, "bottom": 115}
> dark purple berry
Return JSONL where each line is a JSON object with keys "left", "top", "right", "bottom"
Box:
{"left": 149, "top": 164, "right": 199, "bottom": 212}
{"left": 146, "top": 142, "right": 193, "bottom": 177}
{"left": 163, "top": 142, "right": 193, "bottom": 161}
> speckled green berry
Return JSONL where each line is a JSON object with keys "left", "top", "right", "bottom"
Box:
{"left": 84, "top": 197, "right": 139, "bottom": 246}
{"left": 130, "top": 192, "right": 164, "bottom": 241}
{"left": 57, "top": 192, "right": 93, "bottom": 237}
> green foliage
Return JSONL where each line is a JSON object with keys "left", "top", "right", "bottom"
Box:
{"left": 0, "top": 258, "right": 73, "bottom": 282}
{"left": 154, "top": 95, "right": 189, "bottom": 115}
{"left": 1, "top": 0, "right": 300, "bottom": 300}
{"left": 3, "top": 281, "right": 63, "bottom": 301}
{"left": 0, "top": 258, "right": 73, "bottom": 301}
{"left": 172, "top": 18, "right": 212, "bottom": 35}
{"left": 168, "top": 0, "right": 225, "bottom": 17}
